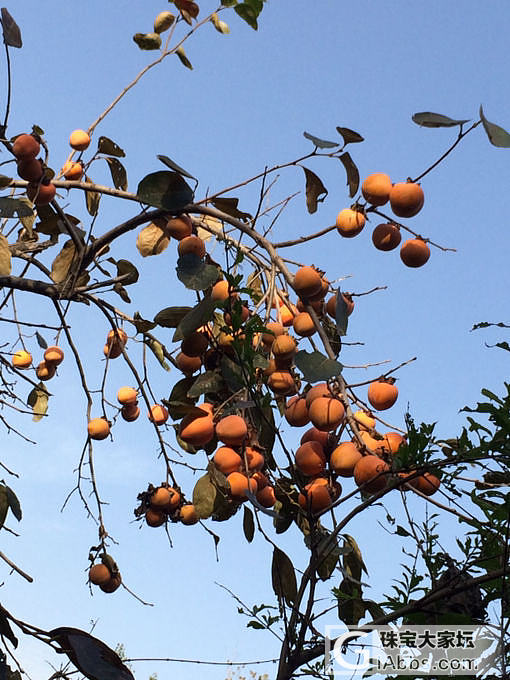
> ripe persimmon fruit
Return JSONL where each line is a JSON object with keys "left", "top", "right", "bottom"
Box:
{"left": 245, "top": 447, "right": 265, "bottom": 471}
{"left": 284, "top": 396, "right": 310, "bottom": 427}
{"left": 227, "top": 472, "right": 258, "bottom": 500}
{"left": 211, "top": 279, "right": 231, "bottom": 302}
{"left": 69, "top": 129, "right": 90, "bottom": 151}
{"left": 267, "top": 371, "right": 296, "bottom": 395}
{"left": 104, "top": 343, "right": 122, "bottom": 359}
{"left": 295, "top": 440, "right": 326, "bottom": 477}
{"left": 44, "top": 346, "right": 64, "bottom": 365}
{"left": 293, "top": 266, "right": 323, "bottom": 299}
{"left": 215, "top": 414, "right": 247, "bottom": 447}
{"left": 336, "top": 208, "right": 365, "bottom": 238}
{"left": 298, "top": 477, "right": 339, "bottom": 514}
{"left": 256, "top": 485, "right": 276, "bottom": 508}
{"left": 330, "top": 442, "right": 363, "bottom": 477}
{"left": 279, "top": 303, "right": 298, "bottom": 327}
{"left": 308, "top": 396, "right": 345, "bottom": 432}
{"left": 87, "top": 418, "right": 110, "bottom": 440}
{"left": 367, "top": 380, "right": 398, "bottom": 411}
{"left": 354, "top": 455, "right": 390, "bottom": 493}
{"left": 148, "top": 404, "right": 169, "bottom": 426}
{"left": 17, "top": 158, "right": 43, "bottom": 182}
{"left": 12, "top": 350, "right": 32, "bottom": 369}
{"left": 27, "top": 182, "right": 56, "bottom": 205}
{"left": 361, "top": 173, "right": 392, "bottom": 206}
{"left": 326, "top": 292, "right": 354, "bottom": 319}
{"left": 117, "top": 386, "right": 138, "bottom": 405}
{"left": 145, "top": 508, "right": 166, "bottom": 527}
{"left": 179, "top": 504, "right": 199, "bottom": 525}
{"left": 107, "top": 328, "right": 128, "bottom": 346}
{"left": 89, "top": 563, "right": 111, "bottom": 586}
{"left": 353, "top": 410, "right": 376, "bottom": 431}
{"left": 412, "top": 472, "right": 440, "bottom": 496}
{"left": 400, "top": 238, "right": 430, "bottom": 268}
{"left": 214, "top": 446, "right": 242, "bottom": 475}
{"left": 293, "top": 312, "right": 316, "bottom": 337}
{"left": 262, "top": 321, "right": 285, "bottom": 347}
{"left": 99, "top": 574, "right": 122, "bottom": 593}
{"left": 36, "top": 360, "right": 56, "bottom": 381}
{"left": 389, "top": 182, "right": 424, "bottom": 218}
{"left": 305, "top": 382, "right": 331, "bottom": 408}
{"left": 300, "top": 427, "right": 330, "bottom": 449}
{"left": 272, "top": 334, "right": 297, "bottom": 361}
{"left": 179, "top": 410, "right": 215, "bottom": 447}
{"left": 166, "top": 215, "right": 192, "bottom": 240}
{"left": 12, "top": 133, "right": 40, "bottom": 160}
{"left": 252, "top": 471, "right": 268, "bottom": 490}
{"left": 176, "top": 352, "right": 202, "bottom": 375}
{"left": 181, "top": 331, "right": 208, "bottom": 357}
{"left": 372, "top": 223, "right": 402, "bottom": 251}
{"left": 177, "top": 235, "right": 206, "bottom": 258}
{"left": 62, "top": 161, "right": 83, "bottom": 181}
{"left": 382, "top": 432, "right": 406, "bottom": 454}
{"left": 121, "top": 403, "right": 140, "bottom": 422}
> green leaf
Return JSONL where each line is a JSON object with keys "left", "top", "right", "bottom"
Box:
{"left": 146, "top": 338, "right": 170, "bottom": 371}
{"left": 137, "top": 171, "right": 193, "bottom": 211}
{"left": 0, "top": 486, "right": 8, "bottom": 529}
{"left": 294, "top": 350, "right": 343, "bottom": 383}
{"left": 221, "top": 0, "right": 238, "bottom": 5}
{"left": 27, "top": 382, "right": 49, "bottom": 422}
{"left": 187, "top": 370, "right": 225, "bottom": 398}
{"left": 234, "top": 4, "right": 259, "bottom": 29}
{"left": 271, "top": 547, "right": 297, "bottom": 605}
{"left": 247, "top": 621, "right": 265, "bottom": 630}
{"left": 396, "top": 525, "right": 411, "bottom": 537}
{"left": 105, "top": 158, "right": 128, "bottom": 191}
{"left": 335, "top": 289, "right": 349, "bottom": 337}
{"left": 0, "top": 175, "right": 13, "bottom": 188}
{"left": 176, "top": 46, "right": 193, "bottom": 69}
{"left": 220, "top": 354, "right": 244, "bottom": 393}
{"left": 84, "top": 175, "right": 100, "bottom": 216}
{"left": 342, "top": 534, "right": 368, "bottom": 581}
{"left": 479, "top": 105, "right": 510, "bottom": 148}
{"left": 176, "top": 254, "right": 220, "bottom": 291}
{"left": 154, "top": 306, "right": 193, "bottom": 328}
{"left": 336, "top": 126, "right": 364, "bottom": 145}
{"left": 166, "top": 377, "right": 196, "bottom": 419}
{"left": 133, "top": 32, "right": 162, "bottom": 50}
{"left": 157, "top": 155, "right": 197, "bottom": 181}
{"left": 303, "top": 131, "right": 338, "bottom": 149}
{"left": 0, "top": 234, "right": 11, "bottom": 275}
{"left": 116, "top": 259, "right": 139, "bottom": 285}
{"left": 35, "top": 331, "right": 47, "bottom": 349}
{"left": 243, "top": 506, "right": 255, "bottom": 543}
{"left": 1, "top": 8, "right": 22, "bottom": 48}
{"left": 412, "top": 112, "right": 469, "bottom": 128}
{"left": 5, "top": 486, "right": 21, "bottom": 521}
{"left": 302, "top": 166, "right": 328, "bottom": 214}
{"left": 132, "top": 311, "right": 156, "bottom": 334}
{"left": 173, "top": 297, "right": 216, "bottom": 341}
{"left": 97, "top": 136, "right": 125, "bottom": 157}
{"left": 316, "top": 534, "right": 342, "bottom": 581}
{"left": 339, "top": 151, "right": 359, "bottom": 198}
{"left": 211, "top": 197, "right": 252, "bottom": 220}
{"left": 0, "top": 197, "right": 33, "bottom": 218}
{"left": 192, "top": 473, "right": 217, "bottom": 519}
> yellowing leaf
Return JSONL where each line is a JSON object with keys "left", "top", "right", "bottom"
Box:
{"left": 136, "top": 224, "right": 170, "bottom": 257}
{"left": 194, "top": 214, "right": 220, "bottom": 242}
{"left": 0, "top": 234, "right": 11, "bottom": 275}
{"left": 51, "top": 240, "right": 77, "bottom": 283}
{"left": 27, "top": 383, "right": 49, "bottom": 422}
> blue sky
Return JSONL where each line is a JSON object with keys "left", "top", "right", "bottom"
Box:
{"left": 2, "top": 2, "right": 510, "bottom": 679}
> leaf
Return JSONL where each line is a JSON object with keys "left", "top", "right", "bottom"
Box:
{"left": 316, "top": 535, "right": 342, "bottom": 581}
{"left": 187, "top": 371, "right": 225, "bottom": 398}
{"left": 336, "top": 126, "right": 364, "bottom": 145}
{"left": 115, "top": 259, "right": 139, "bottom": 285}
{"left": 97, "top": 136, "right": 125, "bottom": 157}
{"left": 246, "top": 271, "right": 263, "bottom": 300}
{"left": 133, "top": 32, "right": 162, "bottom": 50}
{"left": 335, "top": 289, "right": 349, "bottom": 337}
{"left": 243, "top": 506, "right": 255, "bottom": 543}
{"left": 154, "top": 306, "right": 193, "bottom": 328}
{"left": 339, "top": 152, "right": 359, "bottom": 198}
{"left": 136, "top": 223, "right": 170, "bottom": 257}
{"left": 113, "top": 283, "right": 130, "bottom": 303}
{"left": 173, "top": 297, "right": 216, "bottom": 341}
{"left": 412, "top": 112, "right": 470, "bottom": 128}
{"left": 137, "top": 171, "right": 193, "bottom": 210}
{"left": 251, "top": 402, "right": 277, "bottom": 471}
{"left": 27, "top": 383, "right": 49, "bottom": 422}
{"left": 176, "top": 254, "right": 220, "bottom": 290}
{"left": 1, "top": 8, "right": 22, "bottom": 48}
{"left": 294, "top": 350, "right": 343, "bottom": 383}
{"left": 132, "top": 311, "right": 156, "bottom": 334}
{"left": 303, "top": 131, "right": 338, "bottom": 149}
{"left": 50, "top": 627, "right": 134, "bottom": 680}
{"left": 105, "top": 158, "right": 128, "bottom": 191}
{"left": 342, "top": 534, "right": 368, "bottom": 581}
{"left": 479, "top": 105, "right": 510, "bottom": 148}
{"left": 271, "top": 547, "right": 297, "bottom": 605}
{"left": 246, "top": 621, "right": 265, "bottom": 630}
{"left": 0, "top": 485, "right": 8, "bottom": 529}
{"left": 219, "top": 354, "right": 244, "bottom": 393}
{"left": 0, "top": 234, "right": 11, "bottom": 275}
{"left": 0, "top": 197, "right": 33, "bottom": 218}
{"left": 157, "top": 155, "right": 197, "bottom": 181}
{"left": 321, "top": 316, "right": 341, "bottom": 357}
{"left": 175, "top": 0, "right": 200, "bottom": 21}
{"left": 192, "top": 473, "right": 217, "bottom": 519}
{"left": 0, "top": 175, "right": 13, "bottom": 188}
{"left": 211, "top": 197, "right": 252, "bottom": 220}
{"left": 176, "top": 46, "right": 193, "bottom": 69}
{"left": 51, "top": 240, "right": 77, "bottom": 284}
{"left": 235, "top": 3, "right": 261, "bottom": 29}
{"left": 35, "top": 331, "right": 47, "bottom": 349}
{"left": 211, "top": 13, "right": 230, "bottom": 34}
{"left": 146, "top": 338, "right": 170, "bottom": 371}
{"left": 302, "top": 166, "right": 328, "bottom": 214}
{"left": 5, "top": 486, "right": 21, "bottom": 521}
{"left": 84, "top": 176, "right": 100, "bottom": 216}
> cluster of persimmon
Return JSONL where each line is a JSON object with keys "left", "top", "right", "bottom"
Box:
{"left": 12, "top": 129, "right": 88, "bottom": 205}
{"left": 136, "top": 483, "right": 199, "bottom": 528}
{"left": 88, "top": 557, "right": 122, "bottom": 594}
{"left": 11, "top": 345, "right": 64, "bottom": 380}
{"left": 336, "top": 173, "right": 431, "bottom": 268}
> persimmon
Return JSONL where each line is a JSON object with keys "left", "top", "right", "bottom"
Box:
{"left": 69, "top": 129, "right": 90, "bottom": 151}
{"left": 12, "top": 133, "right": 40, "bottom": 160}
{"left": 308, "top": 277, "right": 329, "bottom": 302}
{"left": 145, "top": 508, "right": 166, "bottom": 527}
{"left": 272, "top": 334, "right": 297, "bottom": 361}
{"left": 148, "top": 404, "right": 169, "bottom": 426}
{"left": 354, "top": 455, "right": 390, "bottom": 493}
{"left": 99, "top": 574, "right": 122, "bottom": 593}
{"left": 179, "top": 410, "right": 215, "bottom": 447}
{"left": 62, "top": 161, "right": 83, "bottom": 180}
{"left": 293, "top": 312, "right": 316, "bottom": 337}
{"left": 308, "top": 397, "right": 345, "bottom": 432}
{"left": 252, "top": 471, "right": 268, "bottom": 490}
{"left": 262, "top": 321, "right": 285, "bottom": 346}
{"left": 412, "top": 472, "right": 440, "bottom": 496}
{"left": 151, "top": 486, "right": 180, "bottom": 511}
{"left": 245, "top": 447, "right": 265, "bottom": 471}
{"left": 104, "top": 343, "right": 122, "bottom": 359}
{"left": 27, "top": 182, "right": 56, "bottom": 205}
{"left": 181, "top": 331, "right": 208, "bottom": 357}
{"left": 17, "top": 158, "right": 43, "bottom": 182}
{"left": 368, "top": 380, "right": 398, "bottom": 411}
{"left": 36, "top": 361, "right": 56, "bottom": 381}
{"left": 211, "top": 280, "right": 231, "bottom": 302}
{"left": 214, "top": 446, "right": 242, "bottom": 475}
{"left": 400, "top": 238, "right": 430, "bottom": 268}
{"left": 121, "top": 403, "right": 140, "bottom": 422}
{"left": 256, "top": 485, "right": 276, "bottom": 508}
{"left": 179, "top": 504, "right": 199, "bottom": 525}
{"left": 382, "top": 432, "right": 406, "bottom": 454}
{"left": 300, "top": 427, "right": 330, "bottom": 449}
{"left": 89, "top": 564, "right": 111, "bottom": 586}
{"left": 215, "top": 415, "right": 247, "bottom": 447}
{"left": 44, "top": 346, "right": 64, "bottom": 365}
{"left": 389, "top": 181, "right": 424, "bottom": 217}
{"left": 167, "top": 215, "right": 192, "bottom": 240}
{"left": 117, "top": 386, "right": 138, "bottom": 405}
{"left": 177, "top": 235, "right": 206, "bottom": 258}
{"left": 224, "top": 305, "right": 250, "bottom": 327}
{"left": 263, "top": 358, "right": 276, "bottom": 377}
{"left": 176, "top": 352, "right": 202, "bottom": 375}
{"left": 293, "top": 266, "right": 322, "bottom": 299}
{"left": 87, "top": 418, "right": 110, "bottom": 440}
{"left": 305, "top": 382, "right": 331, "bottom": 408}
{"left": 107, "top": 328, "right": 128, "bottom": 346}
{"left": 372, "top": 223, "right": 402, "bottom": 251}
{"left": 267, "top": 371, "right": 296, "bottom": 395}
{"left": 12, "top": 350, "right": 32, "bottom": 369}
{"left": 326, "top": 292, "right": 354, "bottom": 319}
{"left": 353, "top": 410, "right": 376, "bottom": 431}
{"left": 296, "top": 297, "right": 323, "bottom": 314}
{"left": 227, "top": 472, "right": 258, "bottom": 500}
{"left": 298, "top": 477, "right": 339, "bottom": 514}
{"left": 330, "top": 442, "right": 363, "bottom": 477}
{"left": 361, "top": 173, "right": 392, "bottom": 206}
{"left": 284, "top": 396, "right": 310, "bottom": 427}
{"left": 279, "top": 303, "right": 298, "bottom": 326}
{"left": 295, "top": 440, "right": 326, "bottom": 477}
{"left": 336, "top": 208, "right": 365, "bottom": 238}
{"left": 359, "top": 430, "right": 385, "bottom": 454}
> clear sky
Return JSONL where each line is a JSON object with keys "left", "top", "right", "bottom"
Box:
{"left": 1, "top": 2, "right": 510, "bottom": 679}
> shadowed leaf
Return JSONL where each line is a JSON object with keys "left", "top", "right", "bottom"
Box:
{"left": 193, "top": 473, "right": 217, "bottom": 519}
{"left": 480, "top": 105, "right": 510, "bottom": 148}
{"left": 412, "top": 112, "right": 469, "bottom": 128}
{"left": 271, "top": 547, "right": 297, "bottom": 605}
{"left": 294, "top": 350, "right": 342, "bottom": 383}
{"left": 5, "top": 486, "right": 21, "bottom": 521}
{"left": 84, "top": 176, "right": 100, "bottom": 216}
{"left": 137, "top": 171, "right": 193, "bottom": 210}
{"left": 35, "top": 331, "right": 47, "bottom": 349}
{"left": 157, "top": 155, "right": 197, "bottom": 181}
{"left": 243, "top": 506, "right": 255, "bottom": 543}
{"left": 27, "top": 382, "right": 49, "bottom": 422}
{"left": 176, "top": 254, "right": 219, "bottom": 290}
{"left": 132, "top": 311, "right": 156, "bottom": 334}
{"left": 154, "top": 306, "right": 193, "bottom": 328}
{"left": 97, "top": 136, "right": 125, "bottom": 157}
{"left": 211, "top": 197, "right": 252, "bottom": 220}
{"left": 1, "top": 8, "right": 22, "bottom": 48}
{"left": 105, "top": 158, "right": 128, "bottom": 191}
{"left": 335, "top": 289, "right": 349, "bottom": 337}
{"left": 303, "top": 131, "right": 338, "bottom": 149}
{"left": 0, "top": 197, "right": 33, "bottom": 218}
{"left": 0, "top": 234, "right": 11, "bottom": 275}
{"left": 0, "top": 486, "right": 8, "bottom": 529}
{"left": 187, "top": 370, "right": 225, "bottom": 398}
{"left": 0, "top": 175, "right": 13, "bottom": 188}
{"left": 235, "top": 4, "right": 259, "bottom": 29}
{"left": 116, "top": 259, "right": 139, "bottom": 285}
{"left": 51, "top": 240, "right": 77, "bottom": 283}
{"left": 173, "top": 297, "right": 216, "bottom": 341}
{"left": 339, "top": 152, "right": 359, "bottom": 198}
{"left": 302, "top": 166, "right": 328, "bottom": 214}
{"left": 336, "top": 126, "right": 364, "bottom": 145}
